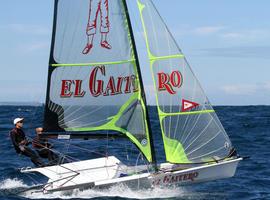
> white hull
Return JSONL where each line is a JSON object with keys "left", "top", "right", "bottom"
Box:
{"left": 21, "top": 156, "right": 242, "bottom": 193}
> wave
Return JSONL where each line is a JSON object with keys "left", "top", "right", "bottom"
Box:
{"left": 0, "top": 178, "right": 28, "bottom": 189}
{"left": 23, "top": 184, "right": 185, "bottom": 199}
{"left": 0, "top": 178, "right": 31, "bottom": 197}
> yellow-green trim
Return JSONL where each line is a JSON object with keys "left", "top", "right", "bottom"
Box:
{"left": 137, "top": 1, "right": 184, "bottom": 62}
{"left": 64, "top": 1, "right": 153, "bottom": 163}
{"left": 150, "top": 54, "right": 184, "bottom": 61}
{"left": 138, "top": 0, "right": 190, "bottom": 164}
{"left": 66, "top": 92, "right": 152, "bottom": 162}
{"left": 121, "top": 0, "right": 152, "bottom": 162}
{"left": 162, "top": 136, "right": 190, "bottom": 163}
{"left": 159, "top": 109, "right": 215, "bottom": 120}
{"left": 51, "top": 59, "right": 136, "bottom": 67}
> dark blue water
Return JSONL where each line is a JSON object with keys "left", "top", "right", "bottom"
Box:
{"left": 0, "top": 105, "right": 269, "bottom": 199}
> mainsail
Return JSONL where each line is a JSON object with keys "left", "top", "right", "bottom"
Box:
{"left": 137, "top": 0, "right": 232, "bottom": 163}
{"left": 43, "top": 0, "right": 154, "bottom": 162}
{"left": 21, "top": 1, "right": 242, "bottom": 192}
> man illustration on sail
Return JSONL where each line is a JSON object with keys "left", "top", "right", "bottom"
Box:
{"left": 82, "top": 0, "right": 112, "bottom": 54}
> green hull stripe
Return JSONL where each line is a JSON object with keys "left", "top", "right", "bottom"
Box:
{"left": 51, "top": 59, "right": 136, "bottom": 67}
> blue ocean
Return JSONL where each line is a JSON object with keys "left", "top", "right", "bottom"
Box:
{"left": 0, "top": 105, "right": 269, "bottom": 200}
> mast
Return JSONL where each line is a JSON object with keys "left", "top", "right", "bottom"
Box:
{"left": 43, "top": 0, "right": 63, "bottom": 131}
{"left": 122, "top": 0, "right": 157, "bottom": 169}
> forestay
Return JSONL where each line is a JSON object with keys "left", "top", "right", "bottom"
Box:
{"left": 43, "top": 0, "right": 153, "bottom": 162}
{"left": 137, "top": 0, "right": 232, "bottom": 163}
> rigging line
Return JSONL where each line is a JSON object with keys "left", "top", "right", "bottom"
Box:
{"left": 61, "top": 138, "right": 71, "bottom": 162}
{"left": 67, "top": 142, "right": 139, "bottom": 157}
{"left": 189, "top": 146, "right": 225, "bottom": 161}
{"left": 65, "top": 118, "right": 109, "bottom": 129}
{"left": 186, "top": 130, "right": 222, "bottom": 156}
{"left": 25, "top": 136, "right": 74, "bottom": 164}
{"left": 184, "top": 117, "right": 213, "bottom": 152}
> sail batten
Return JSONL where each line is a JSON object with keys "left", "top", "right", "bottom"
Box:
{"left": 149, "top": 54, "right": 184, "bottom": 61}
{"left": 159, "top": 110, "right": 215, "bottom": 118}
{"left": 51, "top": 59, "right": 136, "bottom": 67}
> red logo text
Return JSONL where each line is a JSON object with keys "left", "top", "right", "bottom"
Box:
{"left": 157, "top": 71, "right": 183, "bottom": 94}
{"left": 60, "top": 65, "right": 138, "bottom": 98}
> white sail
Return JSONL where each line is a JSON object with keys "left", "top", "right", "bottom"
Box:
{"left": 137, "top": 0, "right": 232, "bottom": 163}
{"left": 20, "top": 0, "right": 242, "bottom": 194}
{"left": 44, "top": 0, "right": 154, "bottom": 162}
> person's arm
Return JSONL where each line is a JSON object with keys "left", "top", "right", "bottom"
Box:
{"left": 10, "top": 131, "right": 19, "bottom": 148}
{"left": 19, "top": 140, "right": 28, "bottom": 145}
{"left": 20, "top": 130, "right": 30, "bottom": 145}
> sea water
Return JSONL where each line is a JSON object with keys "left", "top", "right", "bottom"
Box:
{"left": 0, "top": 105, "right": 269, "bottom": 200}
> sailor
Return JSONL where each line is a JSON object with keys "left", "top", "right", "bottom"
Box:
{"left": 9, "top": 118, "right": 45, "bottom": 167}
{"left": 82, "top": 0, "right": 111, "bottom": 54}
{"left": 32, "top": 127, "right": 59, "bottom": 165}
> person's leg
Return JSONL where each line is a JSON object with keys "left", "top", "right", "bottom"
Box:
{"left": 39, "top": 148, "right": 59, "bottom": 165}
{"left": 22, "top": 147, "right": 45, "bottom": 167}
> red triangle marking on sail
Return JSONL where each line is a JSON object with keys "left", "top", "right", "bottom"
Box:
{"left": 181, "top": 99, "right": 199, "bottom": 112}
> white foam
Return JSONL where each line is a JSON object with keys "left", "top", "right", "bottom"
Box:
{"left": 23, "top": 184, "right": 185, "bottom": 199}
{"left": 0, "top": 178, "right": 28, "bottom": 189}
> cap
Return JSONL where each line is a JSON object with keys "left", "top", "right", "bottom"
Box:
{"left": 13, "top": 118, "right": 24, "bottom": 125}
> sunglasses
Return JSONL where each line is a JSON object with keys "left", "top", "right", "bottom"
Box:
{"left": 18, "top": 121, "right": 23, "bottom": 123}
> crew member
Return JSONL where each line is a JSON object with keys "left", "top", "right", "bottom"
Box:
{"left": 10, "top": 118, "right": 45, "bottom": 167}
{"left": 32, "top": 127, "right": 59, "bottom": 165}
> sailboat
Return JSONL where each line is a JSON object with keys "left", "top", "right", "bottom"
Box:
{"left": 21, "top": 0, "right": 242, "bottom": 194}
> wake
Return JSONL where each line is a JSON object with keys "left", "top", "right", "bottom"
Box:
{"left": 0, "top": 178, "right": 225, "bottom": 199}
{"left": 23, "top": 184, "right": 185, "bottom": 199}
{"left": 0, "top": 178, "right": 31, "bottom": 196}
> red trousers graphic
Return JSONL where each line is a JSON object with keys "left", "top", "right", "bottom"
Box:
{"left": 86, "top": 0, "right": 109, "bottom": 35}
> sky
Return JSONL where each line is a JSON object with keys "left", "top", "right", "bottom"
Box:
{"left": 0, "top": 0, "right": 270, "bottom": 105}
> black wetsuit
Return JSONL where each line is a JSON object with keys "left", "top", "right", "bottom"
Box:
{"left": 10, "top": 128, "right": 44, "bottom": 167}
{"left": 32, "top": 136, "right": 59, "bottom": 165}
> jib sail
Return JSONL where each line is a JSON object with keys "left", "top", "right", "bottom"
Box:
{"left": 137, "top": 0, "right": 232, "bottom": 163}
